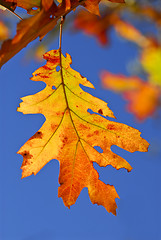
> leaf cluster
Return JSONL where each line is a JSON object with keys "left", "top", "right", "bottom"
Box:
{"left": 1, "top": 0, "right": 160, "bottom": 213}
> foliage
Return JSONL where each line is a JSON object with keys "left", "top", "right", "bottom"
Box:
{"left": 101, "top": 72, "right": 160, "bottom": 121}
{"left": 1, "top": 0, "right": 160, "bottom": 213}
{"left": 17, "top": 49, "right": 148, "bottom": 214}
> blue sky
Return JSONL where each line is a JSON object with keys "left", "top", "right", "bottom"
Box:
{"left": 0, "top": 13, "right": 161, "bottom": 240}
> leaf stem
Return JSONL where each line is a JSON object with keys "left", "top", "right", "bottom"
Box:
{"left": 59, "top": 16, "right": 64, "bottom": 54}
{"left": 59, "top": 15, "right": 70, "bottom": 111}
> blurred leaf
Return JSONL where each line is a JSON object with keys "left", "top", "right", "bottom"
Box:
{"left": 0, "top": 20, "right": 9, "bottom": 41}
{"left": 74, "top": 9, "right": 121, "bottom": 45}
{"left": 141, "top": 45, "right": 161, "bottom": 88}
{"left": 101, "top": 71, "right": 161, "bottom": 121}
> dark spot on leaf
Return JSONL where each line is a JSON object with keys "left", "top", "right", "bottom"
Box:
{"left": 43, "top": 65, "right": 51, "bottom": 70}
{"left": 29, "top": 131, "right": 43, "bottom": 140}
{"left": 39, "top": 74, "right": 49, "bottom": 78}
{"left": 107, "top": 124, "right": 116, "bottom": 130}
{"left": 21, "top": 151, "right": 33, "bottom": 160}
{"left": 50, "top": 57, "right": 60, "bottom": 65}
{"left": 51, "top": 124, "right": 57, "bottom": 131}
{"left": 94, "top": 130, "right": 99, "bottom": 135}
{"left": 98, "top": 109, "right": 103, "bottom": 114}
{"left": 63, "top": 136, "right": 68, "bottom": 144}
{"left": 80, "top": 124, "right": 88, "bottom": 129}
{"left": 21, "top": 151, "right": 33, "bottom": 167}
{"left": 87, "top": 134, "right": 92, "bottom": 137}
{"left": 56, "top": 111, "right": 64, "bottom": 116}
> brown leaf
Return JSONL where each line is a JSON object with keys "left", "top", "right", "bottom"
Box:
{"left": 0, "top": 7, "right": 58, "bottom": 68}
{"left": 42, "top": 0, "right": 53, "bottom": 12}
{"left": 4, "top": 0, "right": 41, "bottom": 14}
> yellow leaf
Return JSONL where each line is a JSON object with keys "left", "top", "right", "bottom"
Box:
{"left": 17, "top": 49, "right": 149, "bottom": 214}
{"left": 141, "top": 46, "right": 161, "bottom": 88}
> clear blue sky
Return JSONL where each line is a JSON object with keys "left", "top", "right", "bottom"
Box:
{"left": 0, "top": 12, "right": 161, "bottom": 240}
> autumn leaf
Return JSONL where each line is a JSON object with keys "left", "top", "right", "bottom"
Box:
{"left": 114, "top": 20, "right": 150, "bottom": 48}
{"left": 83, "top": 0, "right": 124, "bottom": 15}
{"left": 3, "top": 0, "right": 41, "bottom": 14}
{"left": 101, "top": 71, "right": 161, "bottom": 121}
{"left": 17, "top": 49, "right": 149, "bottom": 213}
{"left": 0, "top": 3, "right": 58, "bottom": 68}
{"left": 0, "top": 21, "right": 9, "bottom": 41}
{"left": 0, "top": 0, "right": 88, "bottom": 68}
{"left": 74, "top": 11, "right": 149, "bottom": 47}
{"left": 74, "top": 10, "right": 119, "bottom": 45}
{"left": 141, "top": 45, "right": 161, "bottom": 88}
{"left": 139, "top": 6, "right": 161, "bottom": 26}
{"left": 0, "top": 0, "right": 126, "bottom": 67}
{"left": 42, "top": 0, "right": 53, "bottom": 12}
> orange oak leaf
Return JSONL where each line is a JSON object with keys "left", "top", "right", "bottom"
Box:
{"left": 74, "top": 10, "right": 119, "bottom": 45}
{"left": 101, "top": 71, "right": 161, "bottom": 121}
{"left": 74, "top": 11, "right": 147, "bottom": 46}
{"left": 83, "top": 0, "right": 125, "bottom": 16}
{"left": 17, "top": 49, "right": 149, "bottom": 213}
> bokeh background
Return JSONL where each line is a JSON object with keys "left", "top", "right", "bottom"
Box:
{"left": 0, "top": 4, "right": 161, "bottom": 240}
